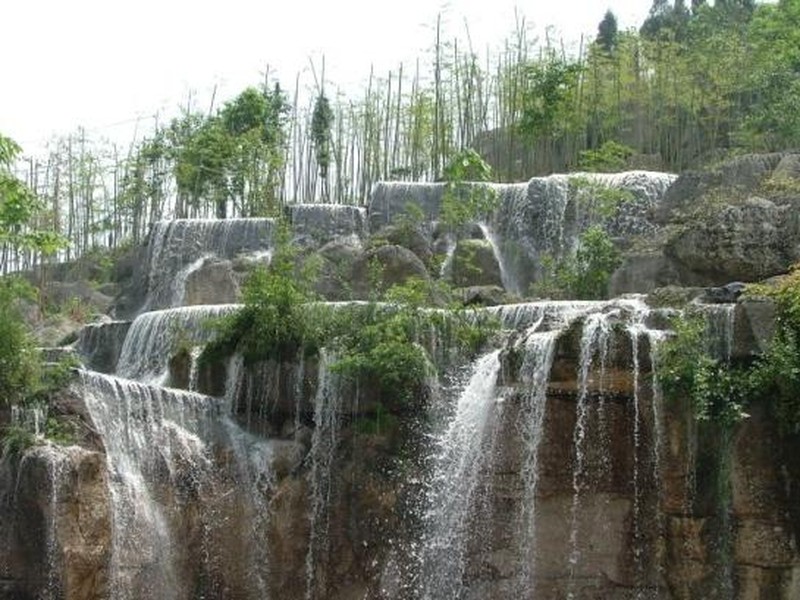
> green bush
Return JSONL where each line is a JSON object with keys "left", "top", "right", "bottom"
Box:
{"left": 440, "top": 149, "right": 499, "bottom": 234}
{"left": 0, "top": 278, "right": 42, "bottom": 407}
{"left": 531, "top": 226, "right": 621, "bottom": 300}
{"left": 658, "top": 315, "right": 748, "bottom": 427}
{"left": 577, "top": 141, "right": 635, "bottom": 172}
{"left": 204, "top": 259, "right": 496, "bottom": 407}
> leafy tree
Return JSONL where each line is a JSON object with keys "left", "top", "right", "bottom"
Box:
{"left": 311, "top": 93, "right": 335, "bottom": 201}
{"left": 0, "top": 278, "right": 41, "bottom": 407}
{"left": 0, "top": 133, "right": 67, "bottom": 274}
{"left": 440, "top": 148, "right": 498, "bottom": 234}
{"left": 518, "top": 55, "right": 583, "bottom": 139}
{"left": 596, "top": 10, "right": 619, "bottom": 53}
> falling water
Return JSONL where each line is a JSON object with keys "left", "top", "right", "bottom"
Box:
{"left": 116, "top": 304, "right": 241, "bottom": 383}
{"left": 287, "top": 204, "right": 367, "bottom": 241}
{"left": 143, "top": 218, "right": 275, "bottom": 310}
{"left": 567, "top": 311, "right": 613, "bottom": 597}
{"left": 42, "top": 447, "right": 68, "bottom": 600}
{"left": 516, "top": 331, "right": 559, "bottom": 595}
{"left": 419, "top": 350, "right": 502, "bottom": 599}
{"left": 704, "top": 304, "right": 736, "bottom": 362}
{"left": 77, "top": 370, "right": 221, "bottom": 600}
{"left": 305, "top": 352, "right": 343, "bottom": 600}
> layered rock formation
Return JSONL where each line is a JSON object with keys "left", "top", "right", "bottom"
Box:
{"left": 3, "top": 165, "right": 800, "bottom": 599}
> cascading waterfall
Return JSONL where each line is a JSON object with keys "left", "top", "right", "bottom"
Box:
{"left": 516, "top": 331, "right": 559, "bottom": 595}
{"left": 490, "top": 172, "right": 677, "bottom": 295}
{"left": 567, "top": 311, "right": 613, "bottom": 598}
{"left": 419, "top": 350, "right": 502, "bottom": 599}
{"left": 117, "top": 304, "right": 241, "bottom": 382}
{"left": 287, "top": 204, "right": 367, "bottom": 241}
{"left": 305, "top": 351, "right": 343, "bottom": 600}
{"left": 77, "top": 370, "right": 219, "bottom": 600}
{"left": 75, "top": 320, "right": 132, "bottom": 373}
{"left": 143, "top": 218, "right": 275, "bottom": 310}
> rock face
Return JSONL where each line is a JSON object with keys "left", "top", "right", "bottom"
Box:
{"left": 9, "top": 159, "right": 800, "bottom": 599}
{"left": 0, "top": 443, "right": 111, "bottom": 600}
{"left": 666, "top": 197, "right": 800, "bottom": 283}
{"left": 641, "top": 152, "right": 800, "bottom": 287}
{"left": 183, "top": 258, "right": 240, "bottom": 305}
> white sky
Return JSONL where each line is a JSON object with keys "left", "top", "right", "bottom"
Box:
{"left": 1, "top": 0, "right": 650, "bottom": 153}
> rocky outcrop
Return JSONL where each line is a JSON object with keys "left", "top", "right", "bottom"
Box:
{"left": 450, "top": 239, "right": 503, "bottom": 288}
{"left": 666, "top": 197, "right": 800, "bottom": 283}
{"left": 622, "top": 152, "right": 800, "bottom": 288}
{"left": 352, "top": 245, "right": 431, "bottom": 297}
{"left": 183, "top": 258, "right": 240, "bottom": 305}
{"left": 0, "top": 428, "right": 111, "bottom": 600}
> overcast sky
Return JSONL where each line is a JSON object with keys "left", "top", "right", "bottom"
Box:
{"left": 1, "top": 0, "right": 650, "bottom": 153}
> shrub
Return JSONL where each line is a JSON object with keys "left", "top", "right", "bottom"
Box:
{"left": 0, "top": 278, "right": 42, "bottom": 407}
{"left": 531, "top": 226, "right": 621, "bottom": 300}
{"left": 658, "top": 315, "right": 749, "bottom": 426}
{"left": 440, "top": 149, "right": 499, "bottom": 234}
{"left": 577, "top": 141, "right": 635, "bottom": 172}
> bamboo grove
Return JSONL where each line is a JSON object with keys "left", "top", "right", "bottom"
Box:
{"left": 2, "top": 0, "right": 799, "bottom": 275}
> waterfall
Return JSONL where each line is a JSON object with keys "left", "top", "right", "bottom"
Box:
{"left": 703, "top": 303, "right": 736, "bottom": 362}
{"left": 143, "top": 218, "right": 275, "bottom": 310}
{"left": 419, "top": 350, "right": 502, "bottom": 599}
{"left": 567, "top": 311, "right": 613, "bottom": 597}
{"left": 477, "top": 222, "right": 514, "bottom": 293}
{"left": 76, "top": 368, "right": 279, "bottom": 599}
{"left": 287, "top": 204, "right": 367, "bottom": 241}
{"left": 491, "top": 172, "right": 677, "bottom": 294}
{"left": 77, "top": 370, "right": 220, "bottom": 599}
{"left": 75, "top": 320, "right": 132, "bottom": 374}
{"left": 516, "top": 331, "right": 559, "bottom": 595}
{"left": 117, "top": 304, "right": 241, "bottom": 383}
{"left": 305, "top": 351, "right": 343, "bottom": 600}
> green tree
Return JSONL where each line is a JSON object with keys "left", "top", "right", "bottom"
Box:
{"left": 311, "top": 93, "right": 335, "bottom": 201}
{"left": 596, "top": 10, "right": 619, "bottom": 53}
{"left": 0, "top": 134, "right": 66, "bottom": 274}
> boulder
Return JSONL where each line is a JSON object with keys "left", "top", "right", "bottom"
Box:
{"left": 459, "top": 285, "right": 508, "bottom": 307}
{"left": 666, "top": 197, "right": 800, "bottom": 283}
{"left": 352, "top": 244, "right": 431, "bottom": 298}
{"left": 450, "top": 239, "right": 502, "bottom": 288}
{"left": 313, "top": 238, "right": 365, "bottom": 301}
{"left": 655, "top": 153, "right": 785, "bottom": 223}
{"left": 610, "top": 253, "right": 684, "bottom": 295}
{"left": 371, "top": 224, "right": 434, "bottom": 267}
{"left": 183, "top": 258, "right": 239, "bottom": 305}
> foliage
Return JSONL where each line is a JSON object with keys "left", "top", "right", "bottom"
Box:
{"left": 744, "top": 264, "right": 800, "bottom": 435}
{"left": 517, "top": 55, "right": 583, "bottom": 139}
{"left": 660, "top": 263, "right": 800, "bottom": 434}
{"left": 330, "top": 303, "right": 434, "bottom": 405}
{"left": 203, "top": 223, "right": 319, "bottom": 365}
{"left": 440, "top": 149, "right": 498, "bottom": 234}
{"left": 577, "top": 141, "right": 635, "bottom": 173}
{"left": 747, "top": 330, "right": 800, "bottom": 436}
{"left": 0, "top": 278, "right": 42, "bottom": 407}
{"left": 205, "top": 252, "right": 495, "bottom": 406}
{"left": 1, "top": 425, "right": 36, "bottom": 459}
{"left": 0, "top": 133, "right": 67, "bottom": 272}
{"left": 596, "top": 10, "right": 619, "bottom": 53}
{"left": 532, "top": 226, "right": 621, "bottom": 300}
{"left": 658, "top": 315, "right": 748, "bottom": 426}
